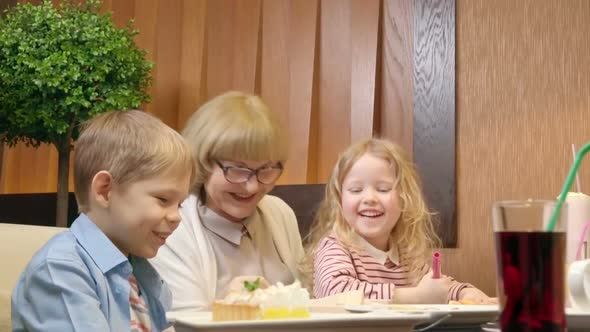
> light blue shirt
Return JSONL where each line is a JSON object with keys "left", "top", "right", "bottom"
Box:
{"left": 11, "top": 214, "right": 172, "bottom": 331}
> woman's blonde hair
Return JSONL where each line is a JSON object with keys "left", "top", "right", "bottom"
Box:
{"left": 182, "top": 91, "right": 288, "bottom": 194}
{"left": 303, "top": 138, "right": 440, "bottom": 279}
{"left": 74, "top": 110, "right": 196, "bottom": 212}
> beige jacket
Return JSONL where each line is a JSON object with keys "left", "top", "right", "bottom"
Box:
{"left": 150, "top": 194, "right": 305, "bottom": 312}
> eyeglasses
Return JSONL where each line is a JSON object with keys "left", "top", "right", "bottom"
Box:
{"left": 216, "top": 161, "right": 283, "bottom": 185}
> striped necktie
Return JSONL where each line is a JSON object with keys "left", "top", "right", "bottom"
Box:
{"left": 129, "top": 274, "right": 152, "bottom": 332}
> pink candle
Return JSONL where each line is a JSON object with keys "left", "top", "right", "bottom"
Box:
{"left": 432, "top": 251, "right": 441, "bottom": 279}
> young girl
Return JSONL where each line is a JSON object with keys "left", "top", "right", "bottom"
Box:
{"left": 307, "top": 138, "right": 494, "bottom": 304}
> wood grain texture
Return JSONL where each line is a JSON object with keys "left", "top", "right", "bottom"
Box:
{"left": 350, "top": 0, "right": 380, "bottom": 142}
{"left": 318, "top": 0, "right": 351, "bottom": 180}
{"left": 261, "top": 0, "right": 290, "bottom": 140}
{"left": 0, "top": 0, "right": 16, "bottom": 11}
{"left": 177, "top": 0, "right": 207, "bottom": 128}
{"left": 131, "top": 0, "right": 159, "bottom": 113}
{"left": 151, "top": 0, "right": 182, "bottom": 127}
{"left": 102, "top": 0, "right": 134, "bottom": 28}
{"left": 285, "top": 0, "right": 318, "bottom": 184}
{"left": 0, "top": 144, "right": 74, "bottom": 193}
{"left": 379, "top": 0, "right": 414, "bottom": 156}
{"left": 413, "top": 0, "right": 456, "bottom": 246}
{"left": 232, "top": 0, "right": 261, "bottom": 93}
{"left": 441, "top": 0, "right": 590, "bottom": 295}
{"left": 205, "top": 0, "right": 235, "bottom": 99}
{"left": 0, "top": 0, "right": 460, "bottom": 246}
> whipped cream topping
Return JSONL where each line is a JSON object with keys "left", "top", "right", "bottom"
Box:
{"left": 221, "top": 280, "right": 310, "bottom": 308}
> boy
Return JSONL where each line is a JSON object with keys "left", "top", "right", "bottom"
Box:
{"left": 11, "top": 110, "right": 195, "bottom": 331}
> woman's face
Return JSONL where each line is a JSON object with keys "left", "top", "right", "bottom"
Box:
{"left": 204, "top": 160, "right": 282, "bottom": 222}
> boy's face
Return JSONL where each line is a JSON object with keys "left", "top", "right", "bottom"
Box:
{"left": 204, "top": 160, "right": 277, "bottom": 222}
{"left": 341, "top": 153, "right": 401, "bottom": 251}
{"left": 105, "top": 170, "right": 191, "bottom": 258}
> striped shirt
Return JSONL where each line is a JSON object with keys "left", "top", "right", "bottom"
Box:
{"left": 313, "top": 235, "right": 469, "bottom": 301}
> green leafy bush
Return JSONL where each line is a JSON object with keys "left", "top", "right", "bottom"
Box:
{"left": 0, "top": 0, "right": 152, "bottom": 226}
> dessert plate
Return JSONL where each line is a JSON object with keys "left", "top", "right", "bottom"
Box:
{"left": 345, "top": 304, "right": 499, "bottom": 326}
{"left": 168, "top": 311, "right": 431, "bottom": 332}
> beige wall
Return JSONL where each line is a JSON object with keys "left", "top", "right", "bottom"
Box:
{"left": 442, "top": 0, "right": 590, "bottom": 295}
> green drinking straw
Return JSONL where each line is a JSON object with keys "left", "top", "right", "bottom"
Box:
{"left": 547, "top": 142, "right": 590, "bottom": 232}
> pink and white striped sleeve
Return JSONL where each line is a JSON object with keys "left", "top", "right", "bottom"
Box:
{"left": 312, "top": 237, "right": 396, "bottom": 300}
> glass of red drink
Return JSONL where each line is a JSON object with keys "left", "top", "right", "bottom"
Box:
{"left": 492, "top": 200, "right": 567, "bottom": 332}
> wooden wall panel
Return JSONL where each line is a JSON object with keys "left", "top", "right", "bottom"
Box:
{"left": 1, "top": 0, "right": 459, "bottom": 246}
{"left": 0, "top": 144, "right": 74, "bottom": 193}
{"left": 0, "top": 0, "right": 16, "bottom": 11}
{"left": 177, "top": 0, "right": 207, "bottom": 127}
{"left": 260, "top": 0, "right": 290, "bottom": 140}
{"left": 286, "top": 0, "right": 318, "bottom": 184}
{"left": 317, "top": 0, "right": 351, "bottom": 180}
{"left": 151, "top": 0, "right": 182, "bottom": 127}
{"left": 379, "top": 0, "right": 414, "bottom": 156}
{"left": 413, "top": 0, "right": 456, "bottom": 246}
{"left": 440, "top": 0, "right": 590, "bottom": 295}
{"left": 205, "top": 0, "right": 261, "bottom": 98}
{"left": 350, "top": 0, "right": 380, "bottom": 142}
{"left": 205, "top": 0, "right": 235, "bottom": 98}
{"left": 231, "top": 0, "right": 261, "bottom": 93}
{"left": 102, "top": 0, "right": 135, "bottom": 27}
{"left": 131, "top": 0, "right": 158, "bottom": 114}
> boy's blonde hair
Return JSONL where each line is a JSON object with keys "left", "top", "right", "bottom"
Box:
{"left": 304, "top": 138, "right": 440, "bottom": 278}
{"left": 74, "top": 110, "right": 195, "bottom": 212}
{"left": 182, "top": 91, "right": 288, "bottom": 194}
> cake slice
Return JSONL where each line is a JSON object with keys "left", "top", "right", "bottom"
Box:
{"left": 212, "top": 279, "right": 310, "bottom": 321}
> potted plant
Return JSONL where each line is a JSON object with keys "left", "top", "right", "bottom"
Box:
{"left": 0, "top": 0, "right": 152, "bottom": 227}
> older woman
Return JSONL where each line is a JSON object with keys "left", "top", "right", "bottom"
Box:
{"left": 151, "top": 91, "right": 304, "bottom": 311}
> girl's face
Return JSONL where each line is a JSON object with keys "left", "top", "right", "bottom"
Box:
{"left": 340, "top": 153, "right": 402, "bottom": 251}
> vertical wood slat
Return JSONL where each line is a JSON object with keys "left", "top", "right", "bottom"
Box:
{"left": 102, "top": 0, "right": 135, "bottom": 28}
{"left": 151, "top": 0, "right": 182, "bottom": 128}
{"left": 177, "top": 0, "right": 207, "bottom": 128}
{"left": 350, "top": 0, "right": 380, "bottom": 142}
{"left": 260, "top": 0, "right": 290, "bottom": 142}
{"left": 232, "top": 0, "right": 261, "bottom": 93}
{"left": 206, "top": 0, "right": 261, "bottom": 98}
{"left": 318, "top": 0, "right": 351, "bottom": 180}
{"left": 286, "top": 0, "right": 318, "bottom": 184}
{"left": 413, "top": 0, "right": 456, "bottom": 246}
{"left": 206, "top": 0, "right": 235, "bottom": 99}
{"left": 0, "top": 144, "right": 74, "bottom": 193}
{"left": 379, "top": 0, "right": 414, "bottom": 156}
{"left": 132, "top": 0, "right": 159, "bottom": 114}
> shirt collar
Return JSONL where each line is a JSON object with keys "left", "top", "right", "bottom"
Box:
{"left": 198, "top": 199, "right": 255, "bottom": 245}
{"left": 353, "top": 233, "right": 400, "bottom": 265}
{"left": 70, "top": 213, "right": 129, "bottom": 274}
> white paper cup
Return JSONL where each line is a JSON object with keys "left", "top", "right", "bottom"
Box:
{"left": 568, "top": 259, "right": 590, "bottom": 311}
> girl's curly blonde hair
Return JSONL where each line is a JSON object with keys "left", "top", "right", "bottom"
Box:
{"left": 301, "top": 138, "right": 440, "bottom": 285}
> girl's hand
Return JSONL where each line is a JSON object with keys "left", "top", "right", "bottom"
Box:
{"left": 458, "top": 287, "right": 498, "bottom": 304}
{"left": 415, "top": 271, "right": 454, "bottom": 303}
